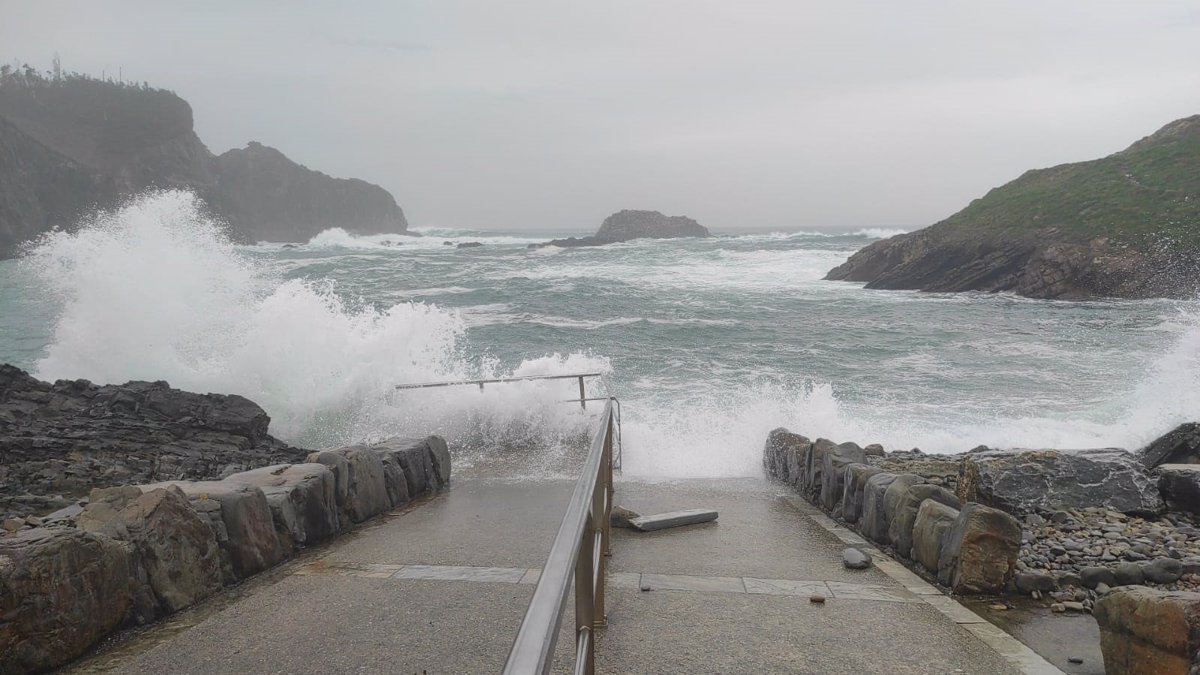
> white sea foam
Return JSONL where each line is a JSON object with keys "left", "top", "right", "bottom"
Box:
{"left": 853, "top": 227, "right": 908, "bottom": 239}
{"left": 23, "top": 191, "right": 607, "bottom": 455}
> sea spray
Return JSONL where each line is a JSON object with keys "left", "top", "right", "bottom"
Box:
{"left": 22, "top": 191, "right": 606, "bottom": 458}
{"left": 9, "top": 197, "right": 1200, "bottom": 480}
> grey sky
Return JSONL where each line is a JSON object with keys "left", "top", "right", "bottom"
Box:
{"left": 3, "top": 1, "right": 1198, "bottom": 232}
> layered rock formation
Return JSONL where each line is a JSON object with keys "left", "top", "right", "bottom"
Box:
{"left": 0, "top": 72, "right": 407, "bottom": 257}
{"left": 826, "top": 115, "right": 1200, "bottom": 299}
{"left": 0, "top": 364, "right": 307, "bottom": 519}
{"left": 532, "top": 209, "right": 711, "bottom": 248}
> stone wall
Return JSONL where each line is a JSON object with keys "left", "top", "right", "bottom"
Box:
{"left": 0, "top": 436, "right": 450, "bottom": 674}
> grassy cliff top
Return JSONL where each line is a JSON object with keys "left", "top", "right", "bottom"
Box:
{"left": 930, "top": 115, "right": 1200, "bottom": 251}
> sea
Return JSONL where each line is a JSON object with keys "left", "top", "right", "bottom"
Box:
{"left": 1, "top": 190, "right": 1196, "bottom": 479}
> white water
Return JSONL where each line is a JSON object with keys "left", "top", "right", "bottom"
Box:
{"left": 7, "top": 190, "right": 1199, "bottom": 478}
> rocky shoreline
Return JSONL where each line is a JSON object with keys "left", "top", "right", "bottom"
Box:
{"left": 764, "top": 425, "right": 1200, "bottom": 673}
{"left": 0, "top": 366, "right": 451, "bottom": 673}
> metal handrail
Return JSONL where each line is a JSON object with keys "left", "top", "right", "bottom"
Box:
{"left": 503, "top": 398, "right": 616, "bottom": 675}
{"left": 394, "top": 372, "right": 605, "bottom": 409}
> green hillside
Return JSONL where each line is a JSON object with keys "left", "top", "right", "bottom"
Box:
{"left": 933, "top": 115, "right": 1200, "bottom": 251}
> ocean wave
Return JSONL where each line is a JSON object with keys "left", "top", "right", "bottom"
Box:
{"left": 853, "top": 227, "right": 908, "bottom": 239}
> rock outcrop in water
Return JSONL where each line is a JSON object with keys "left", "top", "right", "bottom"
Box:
{"left": 0, "top": 69, "right": 408, "bottom": 257}
{"left": 826, "top": 115, "right": 1200, "bottom": 299}
{"left": 0, "top": 364, "right": 308, "bottom": 519}
{"left": 531, "top": 209, "right": 711, "bottom": 248}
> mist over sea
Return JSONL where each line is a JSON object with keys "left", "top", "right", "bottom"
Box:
{"left": 1, "top": 191, "right": 1196, "bottom": 478}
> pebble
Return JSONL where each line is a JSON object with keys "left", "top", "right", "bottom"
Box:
{"left": 1068, "top": 657, "right": 1084, "bottom": 664}
{"left": 810, "top": 594, "right": 826, "bottom": 604}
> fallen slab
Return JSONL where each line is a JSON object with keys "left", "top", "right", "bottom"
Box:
{"left": 629, "top": 509, "right": 718, "bottom": 532}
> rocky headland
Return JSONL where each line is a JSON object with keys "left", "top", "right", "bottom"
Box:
{"left": 0, "top": 68, "right": 408, "bottom": 258}
{"left": 763, "top": 424, "right": 1200, "bottom": 673}
{"left": 530, "top": 209, "right": 711, "bottom": 248}
{"left": 826, "top": 115, "right": 1200, "bottom": 299}
{"left": 0, "top": 364, "right": 450, "bottom": 673}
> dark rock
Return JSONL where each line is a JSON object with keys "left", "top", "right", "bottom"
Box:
{"left": 534, "top": 209, "right": 710, "bottom": 248}
{"left": 888, "top": 484, "right": 960, "bottom": 559}
{"left": 1138, "top": 423, "right": 1200, "bottom": 469}
{"left": 1113, "top": 561, "right": 1146, "bottom": 586}
{"left": 1143, "top": 557, "right": 1184, "bottom": 585}
{"left": 456, "top": 242, "right": 483, "bottom": 249}
{"left": 843, "top": 547, "right": 873, "bottom": 570}
{"left": 912, "top": 500, "right": 960, "bottom": 574}
{"left": 762, "top": 427, "right": 810, "bottom": 486}
{"left": 937, "top": 503, "right": 1022, "bottom": 594}
{"left": 77, "top": 485, "right": 223, "bottom": 613}
{"left": 863, "top": 444, "right": 885, "bottom": 457}
{"left": 1158, "top": 465, "right": 1200, "bottom": 515}
{"left": 1015, "top": 572, "right": 1056, "bottom": 594}
{"left": 0, "top": 365, "right": 307, "bottom": 520}
{"left": 1095, "top": 586, "right": 1200, "bottom": 674}
{"left": 821, "top": 442, "right": 867, "bottom": 515}
{"left": 957, "top": 448, "right": 1163, "bottom": 515}
{"left": 0, "top": 527, "right": 139, "bottom": 673}
{"left": 878, "top": 474, "right": 926, "bottom": 545}
{"left": 1081, "top": 566, "right": 1117, "bottom": 589}
{"left": 224, "top": 463, "right": 341, "bottom": 550}
{"left": 306, "top": 446, "right": 389, "bottom": 524}
{"left": 139, "top": 480, "right": 283, "bottom": 580}
{"left": 371, "top": 436, "right": 451, "bottom": 497}
{"left": 841, "top": 464, "right": 883, "bottom": 525}
{"left": 860, "top": 472, "right": 899, "bottom": 542}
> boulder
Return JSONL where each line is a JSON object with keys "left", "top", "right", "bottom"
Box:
{"left": 1114, "top": 562, "right": 1147, "bottom": 586}
{"left": 1082, "top": 566, "right": 1118, "bottom": 589}
{"left": 877, "top": 473, "right": 926, "bottom": 545}
{"left": 937, "top": 503, "right": 1022, "bottom": 594}
{"left": 912, "top": 500, "right": 959, "bottom": 574}
{"left": 1014, "top": 572, "right": 1056, "bottom": 594}
{"left": 0, "top": 528, "right": 138, "bottom": 673}
{"left": 77, "top": 485, "right": 223, "bottom": 614}
{"left": 139, "top": 480, "right": 283, "bottom": 579}
{"left": 821, "top": 442, "right": 867, "bottom": 515}
{"left": 887, "top": 484, "right": 961, "bottom": 559}
{"left": 807, "top": 439, "right": 838, "bottom": 502}
{"left": 1138, "top": 423, "right": 1200, "bottom": 469}
{"left": 369, "top": 449, "right": 412, "bottom": 509}
{"left": 1094, "top": 586, "right": 1200, "bottom": 675}
{"left": 762, "top": 428, "right": 809, "bottom": 483}
{"left": 308, "top": 446, "right": 390, "bottom": 523}
{"left": 1158, "top": 465, "right": 1200, "bottom": 515}
{"left": 1144, "top": 557, "right": 1184, "bottom": 585}
{"left": 305, "top": 449, "right": 351, "bottom": 516}
{"left": 958, "top": 448, "right": 1164, "bottom": 515}
{"left": 841, "top": 464, "right": 883, "bottom": 525}
{"left": 860, "top": 473, "right": 899, "bottom": 542}
{"left": 843, "top": 547, "right": 873, "bottom": 570}
{"left": 370, "top": 437, "right": 449, "bottom": 497}
{"left": 225, "top": 463, "right": 340, "bottom": 550}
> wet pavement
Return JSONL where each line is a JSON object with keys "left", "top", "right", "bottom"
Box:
{"left": 62, "top": 474, "right": 1073, "bottom": 674}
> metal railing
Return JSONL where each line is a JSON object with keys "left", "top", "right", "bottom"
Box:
{"left": 395, "top": 372, "right": 604, "bottom": 409}
{"left": 503, "top": 398, "right": 616, "bottom": 675}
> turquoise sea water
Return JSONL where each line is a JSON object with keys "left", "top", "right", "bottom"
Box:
{"left": 1, "top": 191, "right": 1196, "bottom": 477}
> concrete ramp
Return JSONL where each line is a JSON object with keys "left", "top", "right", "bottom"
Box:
{"left": 64, "top": 476, "right": 1062, "bottom": 674}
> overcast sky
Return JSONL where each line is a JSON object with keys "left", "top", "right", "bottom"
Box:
{"left": 3, "top": 1, "right": 1199, "bottom": 232}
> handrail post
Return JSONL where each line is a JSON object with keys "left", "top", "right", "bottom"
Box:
{"left": 578, "top": 376, "right": 587, "bottom": 410}
{"left": 575, "top": 510, "right": 596, "bottom": 674}
{"left": 602, "top": 414, "right": 613, "bottom": 557}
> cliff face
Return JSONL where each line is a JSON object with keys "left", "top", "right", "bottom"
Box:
{"left": 211, "top": 142, "right": 407, "bottom": 242}
{"left": 826, "top": 115, "right": 1200, "bottom": 299}
{"left": 0, "top": 74, "right": 407, "bottom": 257}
